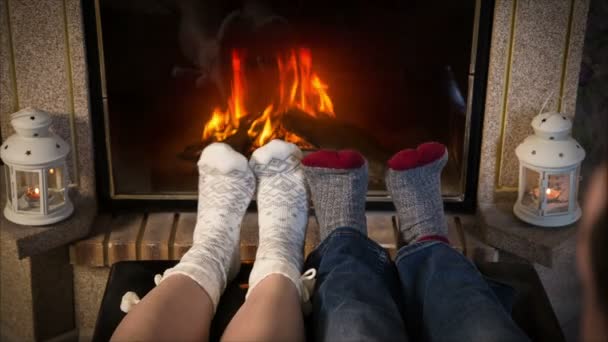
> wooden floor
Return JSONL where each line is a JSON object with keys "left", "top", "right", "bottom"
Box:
{"left": 70, "top": 212, "right": 471, "bottom": 267}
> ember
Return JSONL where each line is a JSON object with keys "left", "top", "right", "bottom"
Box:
{"left": 202, "top": 48, "right": 335, "bottom": 149}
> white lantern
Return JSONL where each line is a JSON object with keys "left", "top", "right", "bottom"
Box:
{"left": 513, "top": 112, "right": 585, "bottom": 227}
{"left": 1, "top": 108, "right": 74, "bottom": 225}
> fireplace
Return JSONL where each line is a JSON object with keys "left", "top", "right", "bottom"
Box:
{"left": 84, "top": 0, "right": 493, "bottom": 211}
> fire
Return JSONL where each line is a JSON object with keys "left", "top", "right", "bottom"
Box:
{"left": 202, "top": 48, "right": 335, "bottom": 149}
{"left": 247, "top": 105, "right": 275, "bottom": 147}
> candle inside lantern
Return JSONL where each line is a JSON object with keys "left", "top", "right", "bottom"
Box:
{"left": 545, "top": 188, "right": 560, "bottom": 201}
{"left": 26, "top": 187, "right": 41, "bottom": 200}
{"left": 532, "top": 187, "right": 562, "bottom": 201}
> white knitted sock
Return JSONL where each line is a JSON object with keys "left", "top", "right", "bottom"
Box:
{"left": 162, "top": 143, "right": 255, "bottom": 311}
{"left": 247, "top": 140, "right": 309, "bottom": 298}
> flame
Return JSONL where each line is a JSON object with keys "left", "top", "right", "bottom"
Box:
{"left": 231, "top": 51, "right": 247, "bottom": 121}
{"left": 248, "top": 105, "right": 275, "bottom": 147}
{"left": 202, "top": 51, "right": 246, "bottom": 142}
{"left": 202, "top": 48, "right": 335, "bottom": 149}
{"left": 311, "top": 75, "right": 334, "bottom": 115}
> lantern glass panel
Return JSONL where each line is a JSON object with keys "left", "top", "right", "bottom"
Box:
{"left": 521, "top": 167, "right": 541, "bottom": 210}
{"left": 4, "top": 166, "right": 12, "bottom": 208}
{"left": 47, "top": 166, "right": 66, "bottom": 211}
{"left": 574, "top": 167, "right": 581, "bottom": 206}
{"left": 545, "top": 173, "right": 570, "bottom": 214}
{"left": 15, "top": 170, "right": 41, "bottom": 213}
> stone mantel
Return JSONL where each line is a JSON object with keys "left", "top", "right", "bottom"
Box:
{"left": 0, "top": 170, "right": 97, "bottom": 259}
{"left": 468, "top": 204, "right": 577, "bottom": 267}
{"left": 0, "top": 195, "right": 97, "bottom": 259}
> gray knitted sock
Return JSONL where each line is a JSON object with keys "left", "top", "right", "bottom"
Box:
{"left": 302, "top": 150, "right": 368, "bottom": 240}
{"left": 386, "top": 146, "right": 448, "bottom": 245}
{"left": 247, "top": 140, "right": 309, "bottom": 299}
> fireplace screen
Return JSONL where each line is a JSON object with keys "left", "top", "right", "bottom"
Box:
{"left": 90, "top": 0, "right": 488, "bottom": 203}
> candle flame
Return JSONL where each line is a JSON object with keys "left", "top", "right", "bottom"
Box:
{"left": 34, "top": 188, "right": 40, "bottom": 195}
{"left": 545, "top": 188, "right": 552, "bottom": 195}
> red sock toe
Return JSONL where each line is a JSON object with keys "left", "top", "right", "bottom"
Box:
{"left": 302, "top": 150, "right": 365, "bottom": 169}
{"left": 388, "top": 142, "right": 446, "bottom": 171}
{"left": 417, "top": 142, "right": 446, "bottom": 164}
{"left": 387, "top": 149, "right": 420, "bottom": 171}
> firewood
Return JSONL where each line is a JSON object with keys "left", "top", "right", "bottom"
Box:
{"left": 283, "top": 110, "right": 390, "bottom": 189}
{"left": 283, "top": 110, "right": 390, "bottom": 158}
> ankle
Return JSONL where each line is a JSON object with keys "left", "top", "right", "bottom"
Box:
{"left": 416, "top": 234, "right": 450, "bottom": 245}
{"left": 247, "top": 259, "right": 304, "bottom": 299}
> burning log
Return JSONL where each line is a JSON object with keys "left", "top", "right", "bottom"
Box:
{"left": 200, "top": 48, "right": 337, "bottom": 151}
{"left": 283, "top": 110, "right": 391, "bottom": 187}
{"left": 283, "top": 110, "right": 387, "bottom": 154}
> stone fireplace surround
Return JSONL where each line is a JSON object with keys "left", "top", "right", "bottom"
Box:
{"left": 0, "top": 0, "right": 589, "bottom": 340}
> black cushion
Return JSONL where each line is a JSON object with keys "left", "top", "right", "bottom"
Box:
{"left": 92, "top": 260, "right": 250, "bottom": 342}
{"left": 93, "top": 261, "right": 564, "bottom": 342}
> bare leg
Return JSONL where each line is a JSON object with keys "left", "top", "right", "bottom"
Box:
{"left": 221, "top": 274, "right": 305, "bottom": 341}
{"left": 111, "top": 275, "right": 213, "bottom": 341}
{"left": 221, "top": 140, "right": 310, "bottom": 341}
{"left": 113, "top": 143, "right": 255, "bottom": 341}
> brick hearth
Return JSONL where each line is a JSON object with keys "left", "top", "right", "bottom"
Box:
{"left": 69, "top": 213, "right": 482, "bottom": 267}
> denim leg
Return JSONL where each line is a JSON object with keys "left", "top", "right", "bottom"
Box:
{"left": 305, "top": 227, "right": 408, "bottom": 342}
{"left": 395, "top": 241, "right": 530, "bottom": 342}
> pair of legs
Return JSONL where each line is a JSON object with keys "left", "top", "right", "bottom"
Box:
{"left": 302, "top": 143, "right": 528, "bottom": 341}
{"left": 113, "top": 141, "right": 308, "bottom": 341}
{"left": 113, "top": 273, "right": 302, "bottom": 341}
{"left": 306, "top": 229, "right": 529, "bottom": 341}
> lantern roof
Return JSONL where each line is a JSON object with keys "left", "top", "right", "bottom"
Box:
{"left": 0, "top": 108, "right": 70, "bottom": 166}
{"left": 531, "top": 112, "right": 572, "bottom": 140}
{"left": 516, "top": 112, "right": 585, "bottom": 168}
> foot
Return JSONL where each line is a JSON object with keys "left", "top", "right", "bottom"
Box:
{"left": 386, "top": 142, "right": 449, "bottom": 245}
{"left": 302, "top": 149, "right": 368, "bottom": 240}
{"left": 247, "top": 140, "right": 309, "bottom": 298}
{"left": 163, "top": 143, "right": 255, "bottom": 310}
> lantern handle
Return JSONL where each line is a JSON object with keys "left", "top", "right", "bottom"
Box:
{"left": 538, "top": 89, "right": 555, "bottom": 116}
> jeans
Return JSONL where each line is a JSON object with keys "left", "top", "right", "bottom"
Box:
{"left": 304, "top": 227, "right": 530, "bottom": 342}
